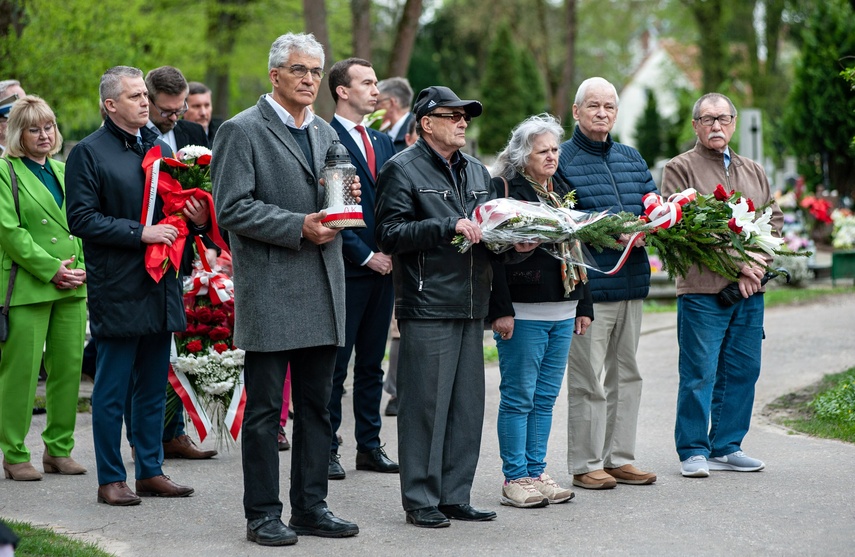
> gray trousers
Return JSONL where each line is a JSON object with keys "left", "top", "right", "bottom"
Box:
{"left": 397, "top": 318, "right": 485, "bottom": 511}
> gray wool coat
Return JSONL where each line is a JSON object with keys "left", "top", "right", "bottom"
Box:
{"left": 211, "top": 96, "right": 345, "bottom": 352}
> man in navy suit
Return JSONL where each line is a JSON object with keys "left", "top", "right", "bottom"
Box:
{"left": 377, "top": 77, "right": 415, "bottom": 153}
{"left": 326, "top": 58, "right": 398, "bottom": 479}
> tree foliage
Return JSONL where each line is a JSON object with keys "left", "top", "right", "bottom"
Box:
{"left": 479, "top": 23, "right": 528, "bottom": 156}
{"left": 783, "top": 0, "right": 855, "bottom": 199}
{"left": 635, "top": 89, "right": 663, "bottom": 168}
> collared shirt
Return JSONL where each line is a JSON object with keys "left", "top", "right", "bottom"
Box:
{"left": 333, "top": 114, "right": 369, "bottom": 161}
{"left": 723, "top": 146, "right": 731, "bottom": 169}
{"left": 387, "top": 111, "right": 412, "bottom": 140}
{"left": 146, "top": 121, "right": 177, "bottom": 154}
{"left": 264, "top": 94, "right": 315, "bottom": 130}
{"left": 22, "top": 156, "right": 63, "bottom": 208}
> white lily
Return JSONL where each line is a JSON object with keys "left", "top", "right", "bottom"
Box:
{"left": 728, "top": 198, "right": 759, "bottom": 238}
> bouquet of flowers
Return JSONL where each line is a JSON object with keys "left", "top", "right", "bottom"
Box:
{"left": 643, "top": 184, "right": 793, "bottom": 281}
{"left": 831, "top": 208, "right": 855, "bottom": 250}
{"left": 140, "top": 145, "right": 228, "bottom": 283}
{"left": 452, "top": 197, "right": 644, "bottom": 256}
{"left": 168, "top": 253, "right": 245, "bottom": 447}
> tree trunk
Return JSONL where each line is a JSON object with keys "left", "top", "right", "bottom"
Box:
{"left": 304, "top": 0, "right": 335, "bottom": 120}
{"left": 351, "top": 0, "right": 371, "bottom": 60}
{"left": 554, "top": 0, "right": 576, "bottom": 122}
{"left": 684, "top": 0, "right": 727, "bottom": 92}
{"left": 386, "top": 0, "right": 422, "bottom": 79}
{"left": 205, "top": 0, "right": 253, "bottom": 122}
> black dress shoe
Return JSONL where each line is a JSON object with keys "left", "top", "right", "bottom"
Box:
{"left": 438, "top": 504, "right": 497, "bottom": 522}
{"left": 329, "top": 451, "right": 346, "bottom": 480}
{"left": 385, "top": 397, "right": 398, "bottom": 416}
{"left": 288, "top": 508, "right": 359, "bottom": 538}
{"left": 405, "top": 507, "right": 450, "bottom": 528}
{"left": 247, "top": 516, "right": 297, "bottom": 546}
{"left": 355, "top": 445, "right": 399, "bottom": 473}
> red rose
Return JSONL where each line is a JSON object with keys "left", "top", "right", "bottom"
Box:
{"left": 185, "top": 308, "right": 195, "bottom": 322}
{"left": 746, "top": 198, "right": 755, "bottom": 212}
{"left": 197, "top": 154, "right": 212, "bottom": 165}
{"left": 184, "top": 324, "right": 197, "bottom": 335}
{"left": 714, "top": 184, "right": 732, "bottom": 201}
{"left": 195, "top": 306, "right": 213, "bottom": 323}
{"left": 213, "top": 342, "right": 229, "bottom": 354}
{"left": 208, "top": 326, "right": 231, "bottom": 341}
{"left": 728, "top": 218, "right": 743, "bottom": 234}
{"left": 195, "top": 324, "right": 212, "bottom": 336}
{"left": 211, "top": 309, "right": 227, "bottom": 323}
{"left": 186, "top": 340, "right": 203, "bottom": 353}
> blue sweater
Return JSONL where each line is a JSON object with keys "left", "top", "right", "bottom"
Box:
{"left": 556, "top": 127, "right": 658, "bottom": 302}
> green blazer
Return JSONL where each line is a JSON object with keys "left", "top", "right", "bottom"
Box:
{"left": 0, "top": 156, "right": 86, "bottom": 306}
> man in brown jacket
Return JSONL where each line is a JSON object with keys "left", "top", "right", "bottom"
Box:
{"left": 661, "top": 92, "right": 783, "bottom": 479}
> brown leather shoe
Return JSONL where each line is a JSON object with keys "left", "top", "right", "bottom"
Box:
{"left": 135, "top": 474, "right": 194, "bottom": 497}
{"left": 97, "top": 481, "right": 141, "bottom": 506}
{"left": 605, "top": 464, "right": 657, "bottom": 485}
{"left": 3, "top": 460, "right": 43, "bottom": 481}
{"left": 163, "top": 434, "right": 217, "bottom": 459}
{"left": 572, "top": 469, "right": 617, "bottom": 490}
{"left": 43, "top": 447, "right": 87, "bottom": 475}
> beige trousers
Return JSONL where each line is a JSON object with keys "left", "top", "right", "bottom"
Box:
{"left": 566, "top": 300, "right": 644, "bottom": 475}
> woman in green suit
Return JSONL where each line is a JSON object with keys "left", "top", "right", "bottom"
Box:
{"left": 0, "top": 96, "right": 87, "bottom": 481}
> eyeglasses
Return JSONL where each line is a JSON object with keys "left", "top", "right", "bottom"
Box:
{"left": 26, "top": 122, "right": 55, "bottom": 136}
{"left": 428, "top": 112, "right": 471, "bottom": 123}
{"left": 376, "top": 97, "right": 392, "bottom": 105}
{"left": 695, "top": 114, "right": 734, "bottom": 127}
{"left": 153, "top": 100, "right": 188, "bottom": 119}
{"left": 280, "top": 64, "right": 325, "bottom": 81}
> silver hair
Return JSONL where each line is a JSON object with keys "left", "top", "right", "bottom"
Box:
{"left": 692, "top": 92, "right": 738, "bottom": 119}
{"left": 574, "top": 77, "right": 619, "bottom": 107}
{"left": 378, "top": 77, "right": 414, "bottom": 108}
{"left": 99, "top": 66, "right": 143, "bottom": 103}
{"left": 493, "top": 113, "right": 564, "bottom": 180}
{"left": 0, "top": 79, "right": 21, "bottom": 97}
{"left": 268, "top": 33, "right": 325, "bottom": 72}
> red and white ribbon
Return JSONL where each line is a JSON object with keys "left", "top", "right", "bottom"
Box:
{"left": 223, "top": 371, "right": 246, "bottom": 442}
{"left": 642, "top": 188, "right": 697, "bottom": 231}
{"left": 168, "top": 365, "right": 213, "bottom": 443}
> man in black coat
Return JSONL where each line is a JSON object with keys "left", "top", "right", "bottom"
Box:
{"left": 66, "top": 66, "right": 210, "bottom": 505}
{"left": 326, "top": 58, "right": 398, "bottom": 481}
{"left": 141, "top": 66, "right": 217, "bottom": 460}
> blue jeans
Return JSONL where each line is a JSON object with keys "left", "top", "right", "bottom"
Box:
{"left": 675, "top": 293, "right": 764, "bottom": 462}
{"left": 496, "top": 318, "right": 574, "bottom": 480}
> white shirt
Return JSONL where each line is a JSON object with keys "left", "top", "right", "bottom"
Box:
{"left": 333, "top": 114, "right": 372, "bottom": 162}
{"left": 387, "top": 111, "right": 411, "bottom": 140}
{"left": 146, "top": 121, "right": 177, "bottom": 154}
{"left": 264, "top": 94, "right": 315, "bottom": 129}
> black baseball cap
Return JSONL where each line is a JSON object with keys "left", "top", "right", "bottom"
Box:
{"left": 413, "top": 86, "right": 483, "bottom": 120}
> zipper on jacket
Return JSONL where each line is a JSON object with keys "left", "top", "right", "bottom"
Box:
{"left": 602, "top": 156, "right": 625, "bottom": 211}
{"left": 419, "top": 188, "right": 450, "bottom": 200}
{"left": 418, "top": 251, "right": 425, "bottom": 291}
{"left": 724, "top": 159, "right": 731, "bottom": 191}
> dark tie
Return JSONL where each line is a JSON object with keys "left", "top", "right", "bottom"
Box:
{"left": 355, "top": 124, "right": 376, "bottom": 179}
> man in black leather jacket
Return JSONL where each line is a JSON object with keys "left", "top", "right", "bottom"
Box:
{"left": 375, "top": 86, "right": 535, "bottom": 529}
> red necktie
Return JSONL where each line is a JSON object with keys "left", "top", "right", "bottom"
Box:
{"left": 355, "top": 124, "right": 376, "bottom": 179}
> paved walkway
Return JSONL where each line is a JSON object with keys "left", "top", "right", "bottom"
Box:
{"left": 2, "top": 292, "right": 855, "bottom": 556}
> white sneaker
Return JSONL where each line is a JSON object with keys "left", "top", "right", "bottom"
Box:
{"left": 501, "top": 478, "right": 548, "bottom": 508}
{"left": 708, "top": 451, "right": 765, "bottom": 472}
{"left": 681, "top": 455, "right": 710, "bottom": 478}
{"left": 531, "top": 473, "right": 575, "bottom": 504}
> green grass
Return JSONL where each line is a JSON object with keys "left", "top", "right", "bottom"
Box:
{"left": 768, "top": 367, "right": 855, "bottom": 444}
{"left": 0, "top": 519, "right": 115, "bottom": 557}
{"left": 642, "top": 285, "right": 854, "bottom": 314}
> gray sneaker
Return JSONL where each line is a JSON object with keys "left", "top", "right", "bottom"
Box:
{"left": 681, "top": 455, "right": 710, "bottom": 478}
{"left": 708, "top": 451, "right": 765, "bottom": 472}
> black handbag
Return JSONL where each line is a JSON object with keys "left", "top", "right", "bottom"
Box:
{"left": 0, "top": 158, "right": 21, "bottom": 343}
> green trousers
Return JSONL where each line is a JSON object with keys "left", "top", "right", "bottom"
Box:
{"left": 0, "top": 297, "right": 87, "bottom": 464}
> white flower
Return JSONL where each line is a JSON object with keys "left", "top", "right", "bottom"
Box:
{"left": 176, "top": 145, "right": 212, "bottom": 162}
{"left": 728, "top": 198, "right": 758, "bottom": 238}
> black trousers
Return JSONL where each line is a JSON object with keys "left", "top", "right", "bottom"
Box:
{"left": 329, "top": 273, "right": 394, "bottom": 453}
{"left": 242, "top": 346, "right": 336, "bottom": 520}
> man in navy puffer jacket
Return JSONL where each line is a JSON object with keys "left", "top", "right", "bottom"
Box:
{"left": 556, "top": 77, "right": 658, "bottom": 490}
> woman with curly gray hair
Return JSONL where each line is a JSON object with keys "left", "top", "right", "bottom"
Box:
{"left": 489, "top": 113, "right": 593, "bottom": 508}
